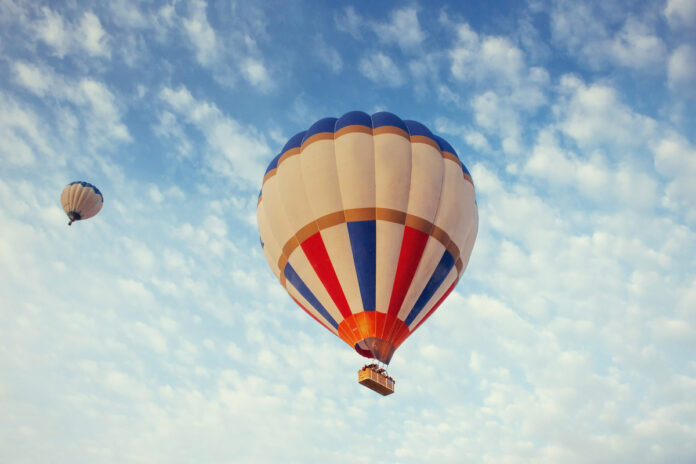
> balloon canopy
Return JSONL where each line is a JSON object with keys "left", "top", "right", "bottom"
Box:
{"left": 257, "top": 111, "right": 478, "bottom": 364}
{"left": 61, "top": 181, "right": 103, "bottom": 226}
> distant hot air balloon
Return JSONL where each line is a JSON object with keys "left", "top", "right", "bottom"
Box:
{"left": 61, "top": 181, "right": 103, "bottom": 226}
{"left": 257, "top": 111, "right": 478, "bottom": 393}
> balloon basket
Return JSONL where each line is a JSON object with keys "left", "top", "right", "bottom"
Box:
{"left": 358, "top": 364, "right": 395, "bottom": 396}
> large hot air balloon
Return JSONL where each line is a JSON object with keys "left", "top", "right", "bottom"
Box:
{"left": 60, "top": 181, "right": 103, "bottom": 226}
{"left": 257, "top": 111, "right": 477, "bottom": 393}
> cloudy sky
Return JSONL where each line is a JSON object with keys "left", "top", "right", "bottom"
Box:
{"left": 1, "top": 0, "right": 696, "bottom": 462}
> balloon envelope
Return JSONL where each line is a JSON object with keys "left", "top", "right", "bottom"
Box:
{"left": 257, "top": 111, "right": 477, "bottom": 364}
{"left": 61, "top": 181, "right": 103, "bottom": 225}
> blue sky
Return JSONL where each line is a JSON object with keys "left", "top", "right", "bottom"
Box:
{"left": 1, "top": 0, "right": 696, "bottom": 462}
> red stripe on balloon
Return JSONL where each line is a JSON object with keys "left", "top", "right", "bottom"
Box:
{"left": 380, "top": 225, "right": 429, "bottom": 339}
{"left": 300, "top": 231, "right": 353, "bottom": 320}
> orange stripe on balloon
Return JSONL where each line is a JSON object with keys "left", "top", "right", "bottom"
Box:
{"left": 334, "top": 124, "right": 373, "bottom": 139}
{"left": 374, "top": 125, "right": 409, "bottom": 139}
{"left": 409, "top": 134, "right": 440, "bottom": 150}
{"left": 277, "top": 147, "right": 301, "bottom": 167}
{"left": 338, "top": 316, "right": 362, "bottom": 347}
{"left": 354, "top": 311, "right": 377, "bottom": 338}
{"left": 301, "top": 132, "right": 334, "bottom": 150}
{"left": 338, "top": 322, "right": 357, "bottom": 347}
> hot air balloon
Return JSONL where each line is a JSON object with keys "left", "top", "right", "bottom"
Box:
{"left": 256, "top": 111, "right": 478, "bottom": 394}
{"left": 60, "top": 181, "right": 103, "bottom": 226}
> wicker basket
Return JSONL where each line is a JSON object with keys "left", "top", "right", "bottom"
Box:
{"left": 358, "top": 367, "right": 395, "bottom": 396}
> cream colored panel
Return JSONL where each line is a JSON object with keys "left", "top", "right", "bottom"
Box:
{"left": 458, "top": 210, "right": 479, "bottom": 276}
{"left": 261, "top": 174, "right": 297, "bottom": 260}
{"left": 432, "top": 159, "right": 466, "bottom": 239}
{"left": 60, "top": 187, "right": 70, "bottom": 210}
{"left": 257, "top": 201, "right": 281, "bottom": 279}
{"left": 450, "top": 181, "right": 478, "bottom": 259}
{"left": 73, "top": 185, "right": 89, "bottom": 212}
{"left": 334, "top": 132, "right": 376, "bottom": 209}
{"left": 80, "top": 193, "right": 103, "bottom": 219}
{"left": 405, "top": 142, "right": 443, "bottom": 222}
{"left": 277, "top": 154, "right": 314, "bottom": 232}
{"left": 301, "top": 139, "right": 344, "bottom": 218}
{"left": 374, "top": 133, "right": 411, "bottom": 212}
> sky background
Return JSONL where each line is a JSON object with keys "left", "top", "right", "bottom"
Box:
{"left": 1, "top": 0, "right": 696, "bottom": 462}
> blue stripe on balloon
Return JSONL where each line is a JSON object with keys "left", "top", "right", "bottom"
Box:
{"left": 371, "top": 111, "right": 408, "bottom": 132}
{"left": 280, "top": 131, "right": 306, "bottom": 155}
{"left": 403, "top": 120, "right": 435, "bottom": 139}
{"left": 335, "top": 111, "right": 372, "bottom": 131}
{"left": 346, "top": 220, "right": 376, "bottom": 311}
{"left": 432, "top": 134, "right": 459, "bottom": 159}
{"left": 461, "top": 162, "right": 472, "bottom": 177}
{"left": 432, "top": 133, "right": 471, "bottom": 177}
{"left": 69, "top": 181, "right": 103, "bottom": 201}
{"left": 303, "top": 117, "right": 338, "bottom": 143}
{"left": 264, "top": 153, "right": 282, "bottom": 175}
{"left": 404, "top": 250, "right": 455, "bottom": 326}
{"left": 284, "top": 263, "right": 339, "bottom": 328}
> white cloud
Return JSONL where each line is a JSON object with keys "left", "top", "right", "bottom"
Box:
{"left": 148, "top": 185, "right": 164, "bottom": 204}
{"left": 450, "top": 23, "right": 549, "bottom": 108}
{"left": 334, "top": 6, "right": 363, "bottom": 39}
{"left": 653, "top": 133, "right": 696, "bottom": 220}
{"left": 154, "top": 110, "right": 193, "bottom": 160}
{"left": 550, "top": 4, "right": 666, "bottom": 71}
{"left": 241, "top": 58, "right": 274, "bottom": 91}
{"left": 133, "top": 321, "right": 168, "bottom": 354}
{"left": 183, "top": 0, "right": 217, "bottom": 66}
{"left": 471, "top": 91, "right": 524, "bottom": 155}
{"left": 608, "top": 18, "right": 666, "bottom": 69}
{"left": 78, "top": 12, "right": 110, "bottom": 58}
{"left": 34, "top": 6, "right": 70, "bottom": 57}
{"left": 665, "top": 0, "right": 696, "bottom": 30}
{"left": 0, "top": 93, "right": 56, "bottom": 166}
{"left": 12, "top": 61, "right": 51, "bottom": 96}
{"left": 436, "top": 84, "right": 464, "bottom": 108}
{"left": 359, "top": 52, "right": 405, "bottom": 87}
{"left": 373, "top": 7, "right": 426, "bottom": 51}
{"left": 650, "top": 318, "right": 696, "bottom": 342}
{"left": 315, "top": 37, "right": 343, "bottom": 73}
{"left": 11, "top": 61, "right": 130, "bottom": 147}
{"left": 557, "top": 75, "right": 657, "bottom": 152}
{"left": 108, "top": 0, "right": 148, "bottom": 29}
{"left": 178, "top": 0, "right": 275, "bottom": 90}
{"left": 34, "top": 7, "right": 110, "bottom": 59}
{"left": 668, "top": 44, "right": 696, "bottom": 97}
{"left": 159, "top": 86, "right": 271, "bottom": 188}
{"left": 525, "top": 129, "right": 660, "bottom": 210}
{"left": 434, "top": 117, "right": 493, "bottom": 154}
{"left": 447, "top": 21, "right": 549, "bottom": 155}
